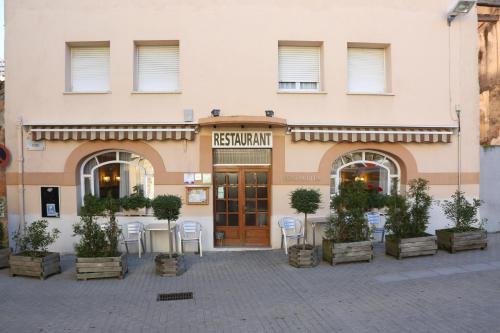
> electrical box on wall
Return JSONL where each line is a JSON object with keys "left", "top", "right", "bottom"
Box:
{"left": 41, "top": 187, "right": 60, "bottom": 218}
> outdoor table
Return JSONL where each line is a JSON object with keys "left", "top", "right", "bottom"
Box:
{"left": 308, "top": 216, "right": 329, "bottom": 248}
{"left": 145, "top": 222, "right": 177, "bottom": 253}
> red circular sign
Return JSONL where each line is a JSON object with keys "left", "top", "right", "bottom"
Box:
{"left": 0, "top": 144, "right": 11, "bottom": 168}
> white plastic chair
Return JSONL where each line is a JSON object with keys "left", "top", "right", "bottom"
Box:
{"left": 366, "top": 212, "right": 385, "bottom": 243}
{"left": 278, "top": 217, "right": 304, "bottom": 255}
{"left": 121, "top": 221, "right": 146, "bottom": 258}
{"left": 177, "top": 221, "right": 203, "bottom": 257}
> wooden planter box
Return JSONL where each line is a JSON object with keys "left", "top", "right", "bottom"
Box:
{"left": 76, "top": 253, "right": 127, "bottom": 280}
{"left": 9, "top": 252, "right": 61, "bottom": 280}
{"left": 436, "top": 228, "right": 487, "bottom": 253}
{"left": 385, "top": 234, "right": 437, "bottom": 259}
{"left": 155, "top": 254, "right": 185, "bottom": 277}
{"left": 0, "top": 248, "right": 10, "bottom": 269}
{"left": 323, "top": 239, "right": 373, "bottom": 265}
{"left": 288, "top": 244, "right": 318, "bottom": 268}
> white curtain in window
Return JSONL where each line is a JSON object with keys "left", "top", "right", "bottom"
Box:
{"left": 136, "top": 45, "right": 179, "bottom": 92}
{"left": 119, "top": 164, "right": 130, "bottom": 198}
{"left": 347, "top": 48, "right": 386, "bottom": 93}
{"left": 279, "top": 46, "right": 320, "bottom": 86}
{"left": 93, "top": 169, "right": 100, "bottom": 197}
{"left": 71, "top": 46, "right": 110, "bottom": 92}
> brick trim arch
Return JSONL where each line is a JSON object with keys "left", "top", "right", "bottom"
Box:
{"left": 63, "top": 141, "right": 167, "bottom": 185}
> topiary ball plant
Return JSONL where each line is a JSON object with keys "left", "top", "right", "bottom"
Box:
{"left": 151, "top": 195, "right": 182, "bottom": 258}
{"left": 289, "top": 188, "right": 321, "bottom": 248}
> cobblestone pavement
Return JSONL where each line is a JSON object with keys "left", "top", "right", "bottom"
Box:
{"left": 1, "top": 234, "right": 500, "bottom": 333}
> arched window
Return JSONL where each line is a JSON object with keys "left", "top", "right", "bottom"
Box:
{"left": 80, "top": 151, "right": 154, "bottom": 203}
{"left": 330, "top": 150, "right": 400, "bottom": 196}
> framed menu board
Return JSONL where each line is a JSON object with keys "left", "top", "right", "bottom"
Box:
{"left": 186, "top": 186, "right": 209, "bottom": 205}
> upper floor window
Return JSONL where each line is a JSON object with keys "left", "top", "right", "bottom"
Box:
{"left": 68, "top": 44, "right": 110, "bottom": 92}
{"left": 135, "top": 42, "right": 180, "bottom": 92}
{"left": 278, "top": 44, "right": 321, "bottom": 92}
{"left": 347, "top": 46, "right": 389, "bottom": 94}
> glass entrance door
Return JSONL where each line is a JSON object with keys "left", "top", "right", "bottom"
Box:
{"left": 214, "top": 168, "right": 270, "bottom": 247}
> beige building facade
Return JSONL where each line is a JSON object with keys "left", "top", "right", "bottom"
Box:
{"left": 5, "top": 0, "right": 480, "bottom": 253}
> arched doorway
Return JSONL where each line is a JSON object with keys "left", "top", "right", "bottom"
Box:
{"left": 80, "top": 150, "right": 154, "bottom": 203}
{"left": 330, "top": 150, "right": 400, "bottom": 196}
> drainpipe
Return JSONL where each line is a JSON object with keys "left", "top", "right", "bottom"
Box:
{"left": 16, "top": 117, "right": 26, "bottom": 250}
{"left": 456, "top": 106, "right": 462, "bottom": 192}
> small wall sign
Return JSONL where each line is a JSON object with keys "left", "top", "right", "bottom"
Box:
{"left": 26, "top": 139, "right": 46, "bottom": 151}
{"left": 212, "top": 131, "right": 273, "bottom": 148}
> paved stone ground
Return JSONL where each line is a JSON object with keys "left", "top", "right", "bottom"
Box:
{"left": 1, "top": 235, "right": 500, "bottom": 333}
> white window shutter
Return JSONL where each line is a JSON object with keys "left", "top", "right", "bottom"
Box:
{"left": 348, "top": 48, "right": 386, "bottom": 93}
{"left": 136, "top": 45, "right": 179, "bottom": 92}
{"left": 71, "top": 47, "right": 110, "bottom": 92}
{"left": 279, "top": 46, "right": 320, "bottom": 88}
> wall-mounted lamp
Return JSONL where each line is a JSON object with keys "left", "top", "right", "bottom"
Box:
{"left": 211, "top": 109, "right": 220, "bottom": 117}
{"left": 265, "top": 110, "right": 274, "bottom": 117}
{"left": 103, "top": 175, "right": 111, "bottom": 183}
{"left": 447, "top": 0, "right": 476, "bottom": 25}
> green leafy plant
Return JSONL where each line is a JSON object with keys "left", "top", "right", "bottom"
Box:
{"left": 0, "top": 223, "right": 5, "bottom": 249}
{"left": 290, "top": 188, "right": 321, "bottom": 248}
{"left": 366, "top": 188, "right": 388, "bottom": 210}
{"left": 441, "top": 190, "right": 484, "bottom": 232}
{"left": 385, "top": 178, "right": 432, "bottom": 239}
{"left": 325, "top": 181, "right": 370, "bottom": 243}
{"left": 102, "top": 194, "right": 122, "bottom": 257}
{"left": 151, "top": 195, "right": 182, "bottom": 258}
{"left": 120, "top": 186, "right": 151, "bottom": 211}
{"left": 13, "top": 219, "right": 60, "bottom": 257}
{"left": 73, "top": 194, "right": 121, "bottom": 257}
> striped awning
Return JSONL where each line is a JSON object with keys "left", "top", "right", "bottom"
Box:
{"left": 289, "top": 126, "right": 456, "bottom": 143}
{"left": 27, "top": 124, "right": 198, "bottom": 141}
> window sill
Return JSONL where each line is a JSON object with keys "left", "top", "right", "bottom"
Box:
{"left": 346, "top": 92, "right": 395, "bottom": 96}
{"left": 277, "top": 90, "right": 327, "bottom": 95}
{"left": 131, "top": 91, "right": 182, "bottom": 94}
{"left": 63, "top": 91, "right": 111, "bottom": 95}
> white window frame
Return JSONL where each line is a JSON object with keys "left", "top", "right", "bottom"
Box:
{"left": 330, "top": 150, "right": 400, "bottom": 196}
{"left": 69, "top": 45, "right": 110, "bottom": 93}
{"left": 80, "top": 150, "right": 154, "bottom": 205}
{"left": 278, "top": 45, "right": 321, "bottom": 92}
{"left": 134, "top": 44, "right": 180, "bottom": 92}
{"left": 347, "top": 47, "right": 387, "bottom": 94}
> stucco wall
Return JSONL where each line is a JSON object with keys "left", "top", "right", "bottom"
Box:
{"left": 4, "top": 0, "right": 481, "bottom": 252}
{"left": 480, "top": 147, "right": 500, "bottom": 232}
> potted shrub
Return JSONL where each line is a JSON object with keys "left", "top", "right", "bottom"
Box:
{"left": 436, "top": 190, "right": 487, "bottom": 253}
{"left": 151, "top": 195, "right": 185, "bottom": 276}
{"left": 120, "top": 185, "right": 151, "bottom": 215}
{"left": 366, "top": 187, "right": 388, "bottom": 212}
{"left": 73, "top": 194, "right": 127, "bottom": 280}
{"left": 323, "top": 181, "right": 373, "bottom": 265}
{"left": 10, "top": 220, "right": 61, "bottom": 280}
{"left": 288, "top": 188, "right": 321, "bottom": 268}
{"left": 384, "top": 178, "right": 437, "bottom": 259}
{"left": 0, "top": 222, "right": 9, "bottom": 268}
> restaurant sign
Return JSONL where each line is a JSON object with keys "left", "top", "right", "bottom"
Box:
{"left": 212, "top": 131, "right": 273, "bottom": 148}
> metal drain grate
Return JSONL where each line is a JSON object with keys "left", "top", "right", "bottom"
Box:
{"left": 157, "top": 292, "right": 193, "bottom": 302}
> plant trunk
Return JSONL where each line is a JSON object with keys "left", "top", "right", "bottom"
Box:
{"left": 303, "top": 213, "right": 308, "bottom": 250}
{"left": 168, "top": 220, "right": 173, "bottom": 259}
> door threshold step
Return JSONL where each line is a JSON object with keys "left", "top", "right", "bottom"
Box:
{"left": 212, "top": 247, "right": 272, "bottom": 252}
